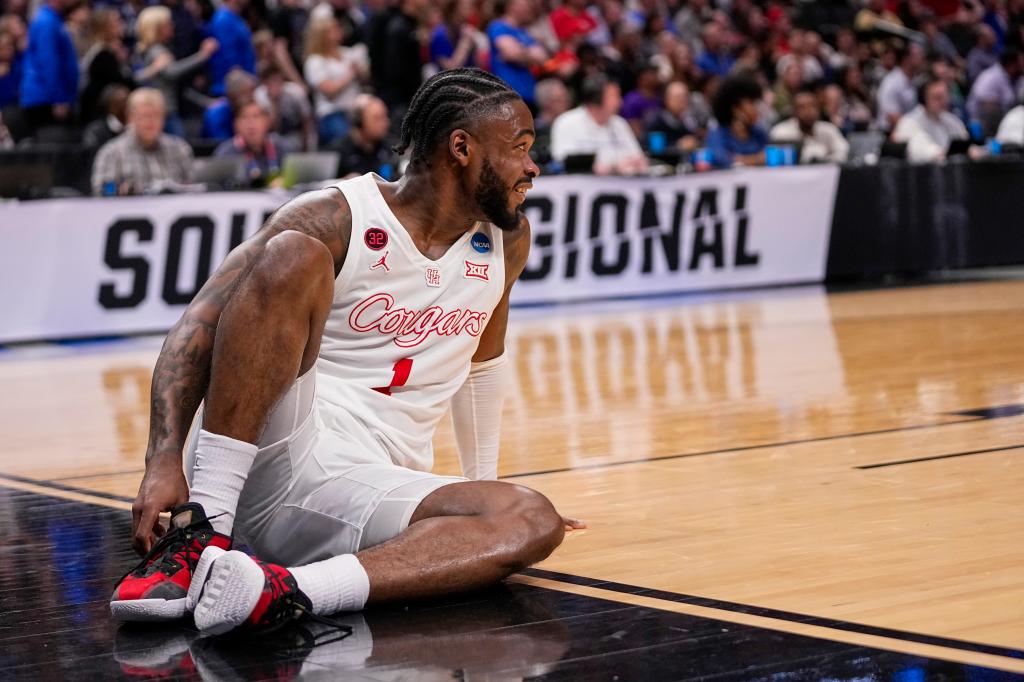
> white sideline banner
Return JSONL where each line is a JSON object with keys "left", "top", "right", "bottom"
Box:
{"left": 512, "top": 166, "right": 838, "bottom": 304}
{"left": 0, "top": 166, "right": 838, "bottom": 343}
{"left": 0, "top": 192, "right": 287, "bottom": 343}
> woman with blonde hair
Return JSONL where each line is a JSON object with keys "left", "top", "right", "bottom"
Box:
{"left": 135, "top": 5, "right": 219, "bottom": 137}
{"left": 80, "top": 8, "right": 134, "bottom": 123}
{"left": 303, "top": 14, "right": 367, "bottom": 145}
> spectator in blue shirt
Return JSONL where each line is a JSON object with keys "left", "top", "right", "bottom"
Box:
{"left": 207, "top": 0, "right": 256, "bottom": 96}
{"left": 0, "top": 29, "right": 21, "bottom": 108}
{"left": 203, "top": 67, "right": 256, "bottom": 140}
{"left": 430, "top": 0, "right": 482, "bottom": 72}
{"left": 19, "top": 0, "right": 79, "bottom": 130}
{"left": 487, "top": 0, "right": 547, "bottom": 105}
{"left": 705, "top": 73, "right": 767, "bottom": 168}
{"left": 696, "top": 22, "right": 734, "bottom": 77}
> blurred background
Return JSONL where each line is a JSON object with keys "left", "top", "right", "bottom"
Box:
{"left": 2, "top": 0, "right": 1024, "bottom": 345}
{"left": 2, "top": 0, "right": 1024, "bottom": 194}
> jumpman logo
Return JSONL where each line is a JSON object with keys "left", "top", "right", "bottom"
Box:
{"left": 370, "top": 251, "right": 390, "bottom": 273}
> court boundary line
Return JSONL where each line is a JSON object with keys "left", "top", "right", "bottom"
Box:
{"left": 521, "top": 568, "right": 1024, "bottom": 661}
{"left": 0, "top": 416, "right": 989, "bottom": 493}
{"left": 0, "top": 472, "right": 133, "bottom": 505}
{"left": 503, "top": 403, "right": 1024, "bottom": 479}
{"left": 0, "top": 474, "right": 131, "bottom": 510}
{"left": 501, "top": 416, "right": 985, "bottom": 479}
{"left": 510, "top": 575, "right": 1024, "bottom": 675}
{"left": 857, "top": 443, "right": 1024, "bottom": 469}
{"left": 50, "top": 468, "right": 146, "bottom": 482}
{"left": 4, "top": 480, "right": 1022, "bottom": 674}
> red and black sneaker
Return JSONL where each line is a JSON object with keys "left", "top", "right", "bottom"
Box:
{"left": 110, "top": 502, "right": 231, "bottom": 622}
{"left": 191, "top": 550, "right": 317, "bottom": 636}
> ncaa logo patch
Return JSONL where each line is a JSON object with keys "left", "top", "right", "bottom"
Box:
{"left": 470, "top": 232, "right": 491, "bottom": 254}
{"left": 364, "top": 227, "right": 388, "bottom": 251}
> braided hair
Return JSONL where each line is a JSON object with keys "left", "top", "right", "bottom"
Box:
{"left": 393, "top": 68, "right": 522, "bottom": 168}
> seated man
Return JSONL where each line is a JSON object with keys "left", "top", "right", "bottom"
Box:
{"left": 255, "top": 63, "right": 315, "bottom": 151}
{"left": 995, "top": 100, "right": 1024, "bottom": 146}
{"left": 203, "top": 68, "right": 258, "bottom": 141}
{"left": 967, "top": 49, "right": 1022, "bottom": 136}
{"left": 328, "top": 94, "right": 397, "bottom": 179}
{"left": 646, "top": 80, "right": 701, "bottom": 153}
{"left": 111, "top": 68, "right": 582, "bottom": 635}
{"left": 770, "top": 85, "right": 849, "bottom": 163}
{"left": 83, "top": 83, "right": 129, "bottom": 149}
{"left": 621, "top": 65, "right": 662, "bottom": 137}
{"left": 550, "top": 73, "right": 648, "bottom": 175}
{"left": 91, "top": 88, "right": 194, "bottom": 195}
{"left": 892, "top": 77, "right": 968, "bottom": 163}
{"left": 704, "top": 74, "right": 768, "bottom": 168}
{"left": 214, "top": 100, "right": 294, "bottom": 188}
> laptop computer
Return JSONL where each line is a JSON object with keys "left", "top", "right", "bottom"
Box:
{"left": 282, "top": 152, "right": 341, "bottom": 187}
{"left": 847, "top": 131, "right": 885, "bottom": 164}
{"left": 946, "top": 138, "right": 971, "bottom": 157}
{"left": 562, "top": 153, "right": 597, "bottom": 174}
{"left": 192, "top": 156, "right": 247, "bottom": 190}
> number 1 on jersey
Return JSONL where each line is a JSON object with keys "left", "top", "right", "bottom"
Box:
{"left": 374, "top": 358, "right": 413, "bottom": 396}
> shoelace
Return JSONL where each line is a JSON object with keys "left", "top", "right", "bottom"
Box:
{"left": 254, "top": 564, "right": 354, "bottom": 641}
{"left": 272, "top": 607, "right": 354, "bottom": 652}
{"left": 115, "top": 513, "right": 226, "bottom": 587}
{"left": 295, "top": 605, "right": 355, "bottom": 641}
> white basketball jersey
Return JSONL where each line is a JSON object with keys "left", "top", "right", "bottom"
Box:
{"left": 315, "top": 173, "right": 506, "bottom": 471}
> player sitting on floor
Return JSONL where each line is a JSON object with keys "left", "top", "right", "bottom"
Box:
{"left": 111, "top": 68, "right": 584, "bottom": 633}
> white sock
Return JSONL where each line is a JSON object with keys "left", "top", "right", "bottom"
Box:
{"left": 290, "top": 554, "right": 370, "bottom": 615}
{"left": 188, "top": 429, "right": 258, "bottom": 536}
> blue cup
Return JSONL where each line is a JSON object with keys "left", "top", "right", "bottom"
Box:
{"left": 988, "top": 139, "right": 1002, "bottom": 155}
{"left": 969, "top": 120, "right": 984, "bottom": 142}
{"left": 648, "top": 131, "right": 667, "bottom": 154}
{"left": 693, "top": 148, "right": 713, "bottom": 171}
{"left": 765, "top": 145, "right": 782, "bottom": 167}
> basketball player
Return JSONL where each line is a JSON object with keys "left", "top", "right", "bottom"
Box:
{"left": 111, "top": 69, "right": 584, "bottom": 634}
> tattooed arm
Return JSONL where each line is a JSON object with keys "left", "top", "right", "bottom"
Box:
{"left": 132, "top": 188, "right": 351, "bottom": 554}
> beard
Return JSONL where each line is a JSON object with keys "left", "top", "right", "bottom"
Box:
{"left": 474, "top": 156, "right": 522, "bottom": 232}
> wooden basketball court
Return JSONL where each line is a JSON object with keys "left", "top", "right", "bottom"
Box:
{"left": 2, "top": 278, "right": 1022, "bottom": 678}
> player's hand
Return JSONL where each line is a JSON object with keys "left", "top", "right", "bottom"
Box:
{"left": 562, "top": 515, "right": 586, "bottom": 531}
{"left": 131, "top": 458, "right": 188, "bottom": 556}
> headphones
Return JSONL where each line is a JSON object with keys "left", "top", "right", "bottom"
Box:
{"left": 350, "top": 106, "right": 364, "bottom": 130}
{"left": 350, "top": 93, "right": 374, "bottom": 130}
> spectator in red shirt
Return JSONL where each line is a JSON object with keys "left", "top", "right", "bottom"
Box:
{"left": 550, "top": 0, "right": 598, "bottom": 46}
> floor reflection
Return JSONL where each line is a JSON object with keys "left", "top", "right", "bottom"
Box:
{"left": 114, "top": 585, "right": 570, "bottom": 681}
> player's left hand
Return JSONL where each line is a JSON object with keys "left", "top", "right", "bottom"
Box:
{"left": 562, "top": 516, "right": 586, "bottom": 530}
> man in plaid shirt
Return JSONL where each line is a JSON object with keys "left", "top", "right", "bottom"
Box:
{"left": 91, "top": 89, "right": 194, "bottom": 196}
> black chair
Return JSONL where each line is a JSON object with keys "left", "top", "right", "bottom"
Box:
{"left": 0, "top": 154, "right": 54, "bottom": 199}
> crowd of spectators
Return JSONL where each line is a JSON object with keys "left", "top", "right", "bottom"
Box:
{"left": 3, "top": 0, "right": 1024, "bottom": 195}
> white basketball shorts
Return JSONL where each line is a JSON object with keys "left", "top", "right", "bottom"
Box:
{"left": 185, "top": 368, "right": 465, "bottom": 566}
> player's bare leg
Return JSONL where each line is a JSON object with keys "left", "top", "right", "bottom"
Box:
{"left": 191, "top": 480, "right": 567, "bottom": 634}
{"left": 203, "top": 231, "right": 336, "bottom": 442}
{"left": 111, "top": 231, "right": 336, "bottom": 622}
{"left": 184, "top": 231, "right": 335, "bottom": 536}
{"left": 359, "top": 481, "right": 565, "bottom": 602}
